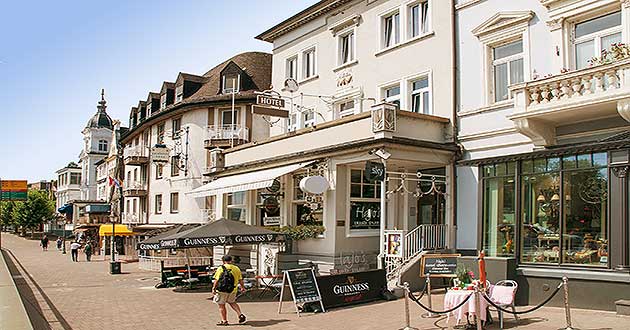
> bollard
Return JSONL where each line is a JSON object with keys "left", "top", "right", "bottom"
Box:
{"left": 421, "top": 276, "right": 440, "bottom": 318}
{"left": 402, "top": 282, "right": 419, "bottom": 330}
{"left": 562, "top": 277, "right": 573, "bottom": 330}
{"left": 474, "top": 287, "right": 483, "bottom": 330}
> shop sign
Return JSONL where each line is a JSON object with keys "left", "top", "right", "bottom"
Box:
{"left": 317, "top": 269, "right": 386, "bottom": 309}
{"left": 266, "top": 179, "right": 281, "bottom": 193}
{"left": 263, "top": 196, "right": 280, "bottom": 213}
{"left": 299, "top": 176, "right": 329, "bottom": 195}
{"left": 151, "top": 145, "right": 170, "bottom": 163}
{"left": 385, "top": 230, "right": 404, "bottom": 258}
{"left": 137, "top": 242, "right": 161, "bottom": 250}
{"left": 349, "top": 201, "right": 380, "bottom": 230}
{"left": 159, "top": 238, "right": 177, "bottom": 248}
{"left": 420, "top": 254, "right": 460, "bottom": 277}
{"left": 278, "top": 268, "right": 325, "bottom": 316}
{"left": 364, "top": 161, "right": 385, "bottom": 182}
{"left": 263, "top": 216, "right": 281, "bottom": 226}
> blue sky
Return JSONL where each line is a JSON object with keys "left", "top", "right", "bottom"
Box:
{"left": 0, "top": 0, "right": 317, "bottom": 183}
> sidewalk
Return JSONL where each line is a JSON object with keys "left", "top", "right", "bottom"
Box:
{"left": 2, "top": 232, "right": 630, "bottom": 330}
{"left": 0, "top": 247, "right": 34, "bottom": 330}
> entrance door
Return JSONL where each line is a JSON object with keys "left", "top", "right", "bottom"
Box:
{"left": 414, "top": 168, "right": 446, "bottom": 228}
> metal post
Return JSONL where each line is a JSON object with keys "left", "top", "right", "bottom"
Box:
{"left": 421, "top": 276, "right": 439, "bottom": 318}
{"left": 402, "top": 282, "right": 419, "bottom": 330}
{"left": 62, "top": 219, "right": 67, "bottom": 254}
{"left": 378, "top": 160, "right": 387, "bottom": 269}
{"left": 474, "top": 287, "right": 483, "bottom": 330}
{"left": 562, "top": 277, "right": 573, "bottom": 330}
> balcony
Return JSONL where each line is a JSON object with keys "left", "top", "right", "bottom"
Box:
{"left": 123, "top": 181, "right": 147, "bottom": 197}
{"left": 122, "top": 212, "right": 146, "bottom": 224}
{"left": 123, "top": 145, "right": 149, "bottom": 165}
{"left": 204, "top": 125, "right": 249, "bottom": 149}
{"left": 201, "top": 209, "right": 215, "bottom": 222}
{"left": 510, "top": 58, "right": 630, "bottom": 146}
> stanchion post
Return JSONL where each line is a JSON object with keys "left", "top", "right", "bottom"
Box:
{"left": 474, "top": 287, "right": 483, "bottom": 330}
{"left": 402, "top": 282, "right": 419, "bottom": 330}
{"left": 562, "top": 277, "right": 573, "bottom": 330}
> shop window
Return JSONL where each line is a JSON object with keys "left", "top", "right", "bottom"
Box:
{"left": 226, "top": 191, "right": 247, "bottom": 222}
{"left": 349, "top": 169, "right": 381, "bottom": 231}
{"left": 292, "top": 174, "right": 323, "bottom": 227}
{"left": 481, "top": 162, "right": 516, "bottom": 257}
{"left": 574, "top": 11, "right": 621, "bottom": 69}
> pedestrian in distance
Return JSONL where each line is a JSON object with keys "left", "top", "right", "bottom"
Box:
{"left": 84, "top": 240, "right": 93, "bottom": 262}
{"left": 70, "top": 241, "right": 81, "bottom": 262}
{"left": 212, "top": 255, "right": 246, "bottom": 326}
{"left": 56, "top": 237, "right": 63, "bottom": 251}
{"left": 40, "top": 235, "right": 49, "bottom": 251}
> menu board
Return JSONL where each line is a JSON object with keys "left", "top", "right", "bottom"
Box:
{"left": 286, "top": 268, "right": 321, "bottom": 303}
{"left": 421, "top": 254, "right": 460, "bottom": 277}
{"left": 349, "top": 201, "right": 380, "bottom": 230}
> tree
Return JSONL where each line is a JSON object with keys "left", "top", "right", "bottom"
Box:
{"left": 11, "top": 190, "right": 55, "bottom": 236}
{"left": 0, "top": 201, "right": 16, "bottom": 231}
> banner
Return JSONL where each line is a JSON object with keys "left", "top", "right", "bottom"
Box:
{"left": 316, "top": 269, "right": 386, "bottom": 309}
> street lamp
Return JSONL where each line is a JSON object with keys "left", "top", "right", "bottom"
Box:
{"left": 58, "top": 216, "right": 67, "bottom": 254}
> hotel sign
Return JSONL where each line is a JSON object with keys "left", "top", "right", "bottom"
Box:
{"left": 256, "top": 95, "right": 285, "bottom": 108}
{"left": 253, "top": 95, "right": 289, "bottom": 118}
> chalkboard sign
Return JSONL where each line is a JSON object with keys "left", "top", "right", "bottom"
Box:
{"left": 420, "top": 254, "right": 460, "bottom": 277}
{"left": 365, "top": 161, "right": 385, "bottom": 182}
{"left": 278, "top": 268, "right": 325, "bottom": 316}
{"left": 350, "top": 201, "right": 380, "bottom": 230}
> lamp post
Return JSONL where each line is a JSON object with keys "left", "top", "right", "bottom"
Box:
{"left": 62, "top": 217, "right": 67, "bottom": 254}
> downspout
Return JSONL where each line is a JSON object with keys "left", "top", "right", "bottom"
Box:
{"left": 450, "top": 1, "right": 461, "bottom": 251}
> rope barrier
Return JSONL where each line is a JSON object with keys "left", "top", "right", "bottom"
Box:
{"left": 481, "top": 281, "right": 564, "bottom": 315}
{"left": 408, "top": 290, "right": 474, "bottom": 314}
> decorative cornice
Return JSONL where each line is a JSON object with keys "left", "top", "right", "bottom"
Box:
{"left": 472, "top": 11, "right": 535, "bottom": 38}
{"left": 546, "top": 18, "right": 564, "bottom": 31}
{"left": 613, "top": 166, "right": 629, "bottom": 178}
{"left": 622, "top": 0, "right": 630, "bottom": 9}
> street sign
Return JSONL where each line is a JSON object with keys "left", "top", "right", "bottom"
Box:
{"left": 1, "top": 191, "right": 27, "bottom": 200}
{"left": 0, "top": 180, "right": 28, "bottom": 201}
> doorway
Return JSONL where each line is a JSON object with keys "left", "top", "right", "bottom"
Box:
{"left": 414, "top": 167, "right": 446, "bottom": 228}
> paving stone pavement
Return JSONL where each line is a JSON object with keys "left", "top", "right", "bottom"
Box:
{"left": 3, "top": 232, "right": 630, "bottom": 330}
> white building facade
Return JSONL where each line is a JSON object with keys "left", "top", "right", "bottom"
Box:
{"left": 456, "top": 0, "right": 630, "bottom": 310}
{"left": 55, "top": 162, "right": 82, "bottom": 210}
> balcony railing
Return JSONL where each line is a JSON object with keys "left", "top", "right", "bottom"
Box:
{"left": 123, "top": 145, "right": 150, "bottom": 165}
{"left": 124, "top": 181, "right": 147, "bottom": 191}
{"left": 201, "top": 209, "right": 215, "bottom": 222}
{"left": 205, "top": 125, "right": 249, "bottom": 148}
{"left": 122, "top": 212, "right": 146, "bottom": 224}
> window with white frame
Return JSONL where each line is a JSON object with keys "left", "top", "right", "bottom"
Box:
{"left": 574, "top": 11, "right": 622, "bottom": 70}
{"left": 170, "top": 192, "right": 179, "bottom": 213}
{"left": 292, "top": 173, "right": 323, "bottom": 226}
{"left": 155, "top": 194, "right": 162, "bottom": 214}
{"left": 338, "top": 100, "right": 355, "bottom": 118}
{"left": 303, "top": 48, "right": 316, "bottom": 79}
{"left": 302, "top": 110, "right": 315, "bottom": 127}
{"left": 349, "top": 169, "right": 381, "bottom": 231}
{"left": 286, "top": 56, "right": 298, "bottom": 80}
{"left": 338, "top": 30, "right": 355, "bottom": 65}
{"left": 172, "top": 117, "right": 181, "bottom": 139}
{"left": 222, "top": 74, "right": 240, "bottom": 93}
{"left": 98, "top": 140, "right": 108, "bottom": 152}
{"left": 492, "top": 40, "right": 524, "bottom": 102}
{"left": 288, "top": 113, "right": 298, "bottom": 132}
{"left": 175, "top": 85, "right": 183, "bottom": 103}
{"left": 226, "top": 192, "right": 247, "bottom": 222}
{"left": 411, "top": 77, "right": 431, "bottom": 114}
{"left": 409, "top": 1, "right": 430, "bottom": 38}
{"left": 384, "top": 85, "right": 401, "bottom": 108}
{"left": 382, "top": 11, "right": 400, "bottom": 48}
{"left": 160, "top": 93, "right": 167, "bottom": 109}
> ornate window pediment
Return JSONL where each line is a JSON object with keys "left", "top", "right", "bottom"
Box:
{"left": 472, "top": 11, "right": 534, "bottom": 39}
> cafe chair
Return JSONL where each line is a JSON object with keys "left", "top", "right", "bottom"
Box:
{"left": 488, "top": 280, "right": 518, "bottom": 329}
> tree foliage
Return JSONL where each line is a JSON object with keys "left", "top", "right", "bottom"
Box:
{"left": 0, "top": 201, "right": 16, "bottom": 228}
{"left": 8, "top": 190, "right": 55, "bottom": 232}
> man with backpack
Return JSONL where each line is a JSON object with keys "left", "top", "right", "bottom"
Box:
{"left": 212, "top": 255, "right": 246, "bottom": 326}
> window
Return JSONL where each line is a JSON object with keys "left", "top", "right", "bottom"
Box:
{"left": 288, "top": 113, "right": 298, "bottom": 132}
{"left": 292, "top": 174, "right": 323, "bottom": 227}
{"left": 481, "top": 162, "right": 516, "bottom": 257}
{"left": 339, "top": 31, "right": 355, "bottom": 65}
{"left": 160, "top": 93, "right": 167, "bottom": 109}
{"left": 384, "top": 85, "right": 401, "bottom": 108}
{"left": 303, "top": 49, "right": 316, "bottom": 79}
{"left": 143, "top": 131, "right": 150, "bottom": 147}
{"left": 172, "top": 118, "right": 181, "bottom": 139}
{"left": 256, "top": 190, "right": 282, "bottom": 227}
{"left": 155, "top": 194, "right": 162, "bottom": 214}
{"left": 303, "top": 110, "right": 315, "bottom": 127}
{"left": 155, "top": 164, "right": 163, "bottom": 179}
{"left": 492, "top": 40, "right": 524, "bottom": 102}
{"left": 226, "top": 192, "right": 247, "bottom": 222}
{"left": 382, "top": 11, "right": 400, "bottom": 48}
{"left": 132, "top": 198, "right": 137, "bottom": 214}
{"left": 98, "top": 140, "right": 108, "bottom": 152}
{"left": 410, "top": 1, "right": 430, "bottom": 38}
{"left": 574, "top": 11, "right": 622, "bottom": 69}
{"left": 411, "top": 77, "right": 430, "bottom": 114}
{"left": 175, "top": 85, "right": 183, "bottom": 103}
{"left": 338, "top": 100, "right": 355, "bottom": 118}
{"left": 171, "top": 156, "right": 180, "bottom": 176}
{"left": 222, "top": 74, "right": 240, "bottom": 93}
{"left": 170, "top": 193, "right": 179, "bottom": 213}
{"left": 70, "top": 173, "right": 81, "bottom": 185}
{"left": 286, "top": 56, "right": 298, "bottom": 80}
{"left": 157, "top": 123, "right": 165, "bottom": 144}
{"left": 349, "top": 169, "right": 381, "bottom": 231}
{"left": 221, "top": 109, "right": 239, "bottom": 128}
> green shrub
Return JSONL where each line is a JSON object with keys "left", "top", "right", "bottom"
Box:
{"left": 268, "top": 225, "right": 325, "bottom": 241}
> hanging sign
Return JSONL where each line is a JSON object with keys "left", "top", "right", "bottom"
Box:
{"left": 263, "top": 196, "right": 280, "bottom": 213}
{"left": 278, "top": 268, "right": 325, "bottom": 316}
{"left": 299, "top": 176, "right": 329, "bottom": 195}
{"left": 257, "top": 95, "right": 285, "bottom": 108}
{"left": 420, "top": 254, "right": 460, "bottom": 277}
{"left": 151, "top": 145, "right": 170, "bottom": 163}
{"left": 267, "top": 179, "right": 281, "bottom": 193}
{"left": 365, "top": 161, "right": 385, "bottom": 182}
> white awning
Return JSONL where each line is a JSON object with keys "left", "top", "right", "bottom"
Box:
{"left": 188, "top": 161, "right": 314, "bottom": 198}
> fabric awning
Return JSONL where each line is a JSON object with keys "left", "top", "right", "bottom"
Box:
{"left": 187, "top": 161, "right": 314, "bottom": 198}
{"left": 58, "top": 204, "right": 73, "bottom": 214}
{"left": 99, "top": 224, "right": 134, "bottom": 237}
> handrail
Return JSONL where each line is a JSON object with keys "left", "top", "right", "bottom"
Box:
{"left": 386, "top": 224, "right": 449, "bottom": 280}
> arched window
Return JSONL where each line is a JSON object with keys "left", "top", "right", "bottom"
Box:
{"left": 98, "top": 140, "right": 108, "bottom": 152}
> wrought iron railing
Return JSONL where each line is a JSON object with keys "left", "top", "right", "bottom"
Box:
{"left": 138, "top": 256, "right": 214, "bottom": 272}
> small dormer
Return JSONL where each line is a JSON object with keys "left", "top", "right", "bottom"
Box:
{"left": 130, "top": 107, "right": 138, "bottom": 128}
{"left": 219, "top": 61, "right": 256, "bottom": 94}
{"left": 138, "top": 101, "right": 147, "bottom": 122}
{"left": 146, "top": 92, "right": 160, "bottom": 116}
{"left": 160, "top": 82, "right": 175, "bottom": 110}
{"left": 174, "top": 73, "right": 204, "bottom": 103}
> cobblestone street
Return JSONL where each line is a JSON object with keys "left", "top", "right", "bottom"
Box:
{"left": 2, "top": 233, "right": 630, "bottom": 330}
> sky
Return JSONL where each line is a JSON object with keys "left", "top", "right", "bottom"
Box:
{"left": 0, "top": 0, "right": 318, "bottom": 183}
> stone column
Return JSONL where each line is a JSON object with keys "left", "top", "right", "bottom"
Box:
{"left": 613, "top": 166, "right": 630, "bottom": 271}
{"left": 622, "top": 0, "right": 630, "bottom": 43}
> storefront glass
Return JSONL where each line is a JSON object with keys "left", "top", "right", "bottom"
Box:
{"left": 481, "top": 162, "right": 516, "bottom": 257}
{"left": 292, "top": 173, "right": 323, "bottom": 226}
{"left": 349, "top": 169, "right": 381, "bottom": 230}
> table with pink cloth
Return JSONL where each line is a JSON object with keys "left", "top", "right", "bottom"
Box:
{"left": 443, "top": 289, "right": 489, "bottom": 324}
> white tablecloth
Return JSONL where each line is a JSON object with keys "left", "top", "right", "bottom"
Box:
{"left": 443, "top": 289, "right": 489, "bottom": 323}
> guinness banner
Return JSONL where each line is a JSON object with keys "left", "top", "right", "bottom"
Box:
{"left": 137, "top": 242, "right": 161, "bottom": 251}
{"left": 176, "top": 233, "right": 282, "bottom": 248}
{"left": 317, "top": 269, "right": 386, "bottom": 309}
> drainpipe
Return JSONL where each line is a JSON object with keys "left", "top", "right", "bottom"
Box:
{"left": 450, "top": 1, "right": 461, "bottom": 251}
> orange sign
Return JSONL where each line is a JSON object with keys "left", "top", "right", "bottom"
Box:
{"left": 1, "top": 180, "right": 28, "bottom": 192}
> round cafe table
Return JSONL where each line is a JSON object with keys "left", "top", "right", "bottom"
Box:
{"left": 443, "top": 288, "right": 489, "bottom": 325}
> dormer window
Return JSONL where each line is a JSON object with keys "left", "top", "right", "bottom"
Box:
{"left": 160, "top": 94, "right": 167, "bottom": 109}
{"left": 222, "top": 74, "right": 240, "bottom": 93}
{"left": 98, "top": 140, "right": 108, "bottom": 152}
{"left": 175, "top": 85, "right": 184, "bottom": 103}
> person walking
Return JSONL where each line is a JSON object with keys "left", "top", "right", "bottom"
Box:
{"left": 40, "top": 235, "right": 49, "bottom": 251}
{"left": 70, "top": 241, "right": 81, "bottom": 262}
{"left": 56, "top": 237, "right": 63, "bottom": 251}
{"left": 212, "top": 255, "right": 246, "bottom": 326}
{"left": 84, "top": 241, "right": 93, "bottom": 262}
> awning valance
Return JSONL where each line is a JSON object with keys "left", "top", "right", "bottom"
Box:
{"left": 99, "top": 224, "right": 134, "bottom": 237}
{"left": 188, "top": 161, "right": 314, "bottom": 198}
{"left": 58, "top": 204, "right": 73, "bottom": 214}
